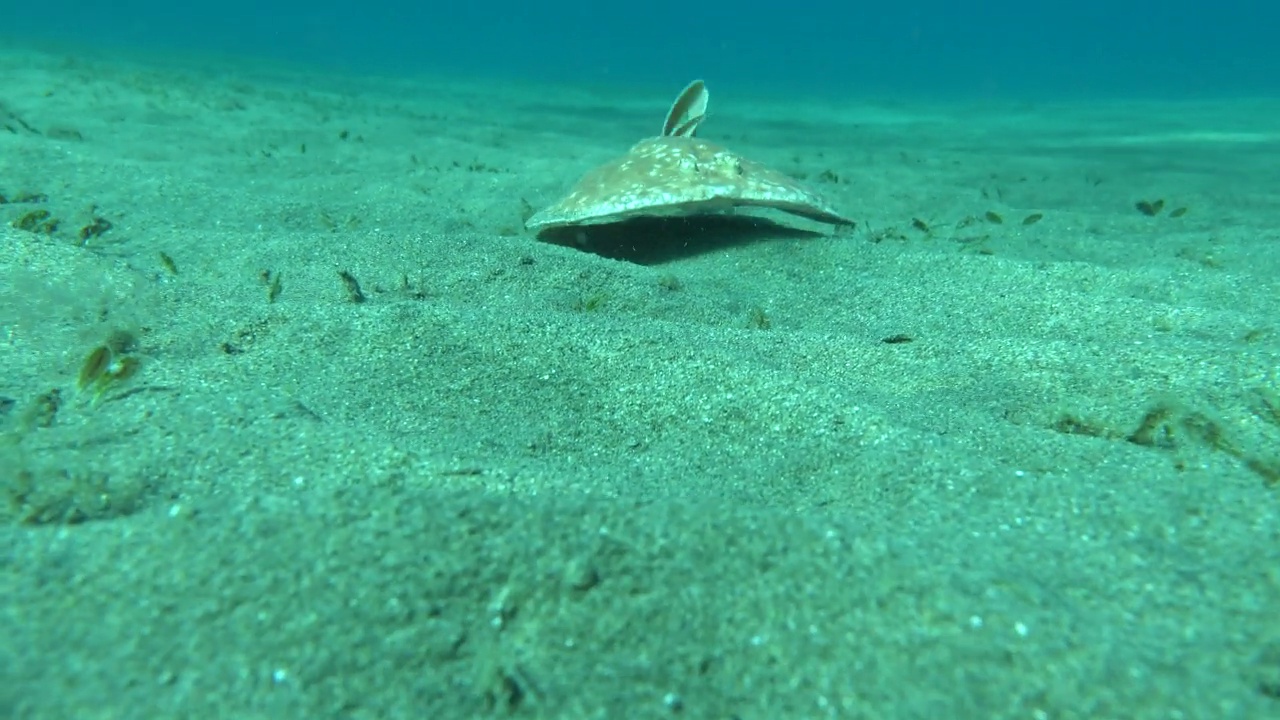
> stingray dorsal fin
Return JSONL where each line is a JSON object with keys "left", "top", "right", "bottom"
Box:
{"left": 662, "top": 79, "right": 709, "bottom": 137}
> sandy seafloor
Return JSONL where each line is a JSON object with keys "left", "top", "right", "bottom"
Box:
{"left": 1, "top": 43, "right": 1279, "bottom": 719}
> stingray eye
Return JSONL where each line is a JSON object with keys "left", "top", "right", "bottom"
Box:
{"left": 713, "top": 154, "right": 742, "bottom": 175}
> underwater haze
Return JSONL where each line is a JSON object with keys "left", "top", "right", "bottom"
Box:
{"left": 4, "top": 0, "right": 1280, "bottom": 718}
{"left": 7, "top": 0, "right": 1280, "bottom": 98}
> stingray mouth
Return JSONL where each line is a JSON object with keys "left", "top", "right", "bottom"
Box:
{"left": 531, "top": 212, "right": 827, "bottom": 264}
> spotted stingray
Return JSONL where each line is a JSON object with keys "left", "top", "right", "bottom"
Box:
{"left": 524, "top": 80, "right": 855, "bottom": 234}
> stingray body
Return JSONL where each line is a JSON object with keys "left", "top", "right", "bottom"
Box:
{"left": 525, "top": 80, "right": 854, "bottom": 234}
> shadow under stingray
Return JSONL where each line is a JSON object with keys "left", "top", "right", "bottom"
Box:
{"left": 532, "top": 214, "right": 830, "bottom": 265}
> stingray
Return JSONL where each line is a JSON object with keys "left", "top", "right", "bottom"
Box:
{"left": 524, "top": 80, "right": 855, "bottom": 235}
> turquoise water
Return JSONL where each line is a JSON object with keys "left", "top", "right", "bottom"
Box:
{"left": 4, "top": 2, "right": 1279, "bottom": 717}
{"left": 7, "top": 0, "right": 1278, "bottom": 98}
